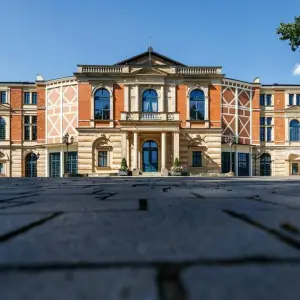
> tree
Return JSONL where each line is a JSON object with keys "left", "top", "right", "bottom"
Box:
{"left": 277, "top": 16, "right": 300, "bottom": 51}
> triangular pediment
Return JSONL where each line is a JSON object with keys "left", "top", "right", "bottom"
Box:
{"left": 286, "top": 106, "right": 300, "bottom": 112}
{"left": 130, "top": 67, "right": 169, "bottom": 76}
{"left": 115, "top": 49, "right": 186, "bottom": 67}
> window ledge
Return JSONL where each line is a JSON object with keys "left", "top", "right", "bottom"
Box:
{"left": 188, "top": 119, "right": 207, "bottom": 123}
{"left": 96, "top": 166, "right": 111, "bottom": 170}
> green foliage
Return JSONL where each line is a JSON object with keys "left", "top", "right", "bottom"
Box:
{"left": 120, "top": 157, "right": 129, "bottom": 171}
{"left": 174, "top": 157, "right": 180, "bottom": 167}
{"left": 277, "top": 16, "right": 300, "bottom": 51}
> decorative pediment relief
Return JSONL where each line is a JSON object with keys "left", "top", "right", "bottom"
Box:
{"left": 93, "top": 134, "right": 111, "bottom": 148}
{"left": 186, "top": 84, "right": 209, "bottom": 97}
{"left": 286, "top": 106, "right": 300, "bottom": 114}
{"left": 184, "top": 134, "right": 207, "bottom": 147}
{"left": 0, "top": 151, "right": 8, "bottom": 160}
{"left": 130, "top": 67, "right": 169, "bottom": 76}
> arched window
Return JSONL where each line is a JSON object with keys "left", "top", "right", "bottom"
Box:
{"left": 290, "top": 119, "right": 300, "bottom": 141}
{"left": 190, "top": 89, "right": 205, "bottom": 120}
{"left": 260, "top": 153, "right": 272, "bottom": 176}
{"left": 94, "top": 89, "right": 110, "bottom": 120}
{"left": 142, "top": 89, "right": 158, "bottom": 112}
{"left": 0, "top": 117, "right": 6, "bottom": 140}
{"left": 25, "top": 153, "right": 37, "bottom": 177}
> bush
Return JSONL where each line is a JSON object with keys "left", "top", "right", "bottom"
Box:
{"left": 119, "top": 158, "right": 129, "bottom": 171}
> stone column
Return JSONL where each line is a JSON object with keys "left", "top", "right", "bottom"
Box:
{"left": 124, "top": 85, "right": 129, "bottom": 112}
{"left": 133, "top": 132, "right": 139, "bottom": 175}
{"left": 121, "top": 132, "right": 127, "bottom": 161}
{"left": 161, "top": 132, "right": 168, "bottom": 175}
{"left": 135, "top": 85, "right": 139, "bottom": 112}
{"left": 173, "top": 132, "right": 180, "bottom": 162}
{"left": 160, "top": 85, "right": 165, "bottom": 112}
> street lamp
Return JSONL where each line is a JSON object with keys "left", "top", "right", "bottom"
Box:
{"left": 62, "top": 133, "right": 74, "bottom": 176}
{"left": 251, "top": 147, "right": 261, "bottom": 176}
{"left": 224, "top": 133, "right": 236, "bottom": 176}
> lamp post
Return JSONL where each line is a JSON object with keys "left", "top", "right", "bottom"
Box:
{"left": 62, "top": 133, "right": 74, "bottom": 176}
{"left": 225, "top": 134, "right": 236, "bottom": 176}
{"left": 251, "top": 147, "right": 260, "bottom": 176}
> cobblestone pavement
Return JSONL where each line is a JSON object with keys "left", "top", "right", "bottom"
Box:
{"left": 1, "top": 177, "right": 300, "bottom": 299}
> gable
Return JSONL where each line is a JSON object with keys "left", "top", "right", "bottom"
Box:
{"left": 115, "top": 49, "right": 186, "bottom": 67}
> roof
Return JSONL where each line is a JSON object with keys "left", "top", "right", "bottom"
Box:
{"left": 115, "top": 49, "right": 187, "bottom": 66}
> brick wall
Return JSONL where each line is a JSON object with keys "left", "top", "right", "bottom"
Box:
{"left": 176, "top": 85, "right": 187, "bottom": 128}
{"left": 114, "top": 84, "right": 124, "bottom": 122}
{"left": 209, "top": 85, "right": 221, "bottom": 128}
{"left": 78, "top": 83, "right": 91, "bottom": 127}
{"left": 37, "top": 84, "right": 45, "bottom": 143}
{"left": 251, "top": 87, "right": 260, "bottom": 145}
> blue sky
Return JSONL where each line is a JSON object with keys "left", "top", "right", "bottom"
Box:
{"left": 0, "top": 0, "right": 299, "bottom": 83}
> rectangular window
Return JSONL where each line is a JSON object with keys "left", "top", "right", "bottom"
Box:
{"left": 260, "top": 117, "right": 273, "bottom": 141}
{"left": 260, "top": 127, "right": 265, "bottom": 141}
{"left": 260, "top": 117, "right": 265, "bottom": 125}
{"left": 0, "top": 91, "right": 6, "bottom": 104}
{"left": 292, "top": 163, "right": 299, "bottom": 175}
{"left": 192, "top": 151, "right": 202, "bottom": 167}
{"left": 24, "top": 92, "right": 30, "bottom": 104}
{"left": 260, "top": 94, "right": 265, "bottom": 106}
{"left": 289, "top": 94, "right": 294, "bottom": 105}
{"left": 98, "top": 151, "right": 108, "bottom": 167}
{"left": 265, "top": 94, "right": 272, "bottom": 106}
{"left": 267, "top": 127, "right": 272, "bottom": 141}
{"left": 24, "top": 116, "right": 37, "bottom": 140}
{"left": 0, "top": 162, "right": 4, "bottom": 174}
{"left": 296, "top": 94, "right": 300, "bottom": 105}
{"left": 32, "top": 92, "right": 37, "bottom": 104}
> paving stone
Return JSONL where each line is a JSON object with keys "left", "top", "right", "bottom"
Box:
{"left": 0, "top": 269, "right": 157, "bottom": 300}
{"left": 182, "top": 265, "right": 300, "bottom": 300}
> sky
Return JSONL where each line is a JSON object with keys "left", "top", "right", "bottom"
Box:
{"left": 0, "top": 0, "right": 299, "bottom": 84}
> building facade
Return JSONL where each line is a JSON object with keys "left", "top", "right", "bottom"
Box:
{"left": 0, "top": 49, "right": 300, "bottom": 177}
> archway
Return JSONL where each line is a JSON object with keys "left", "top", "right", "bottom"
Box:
{"left": 25, "top": 153, "right": 37, "bottom": 177}
{"left": 260, "top": 153, "right": 271, "bottom": 176}
{"left": 142, "top": 140, "right": 158, "bottom": 172}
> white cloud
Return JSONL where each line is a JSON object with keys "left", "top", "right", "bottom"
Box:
{"left": 293, "top": 64, "right": 300, "bottom": 76}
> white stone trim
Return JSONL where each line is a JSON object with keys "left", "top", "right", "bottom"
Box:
{"left": 186, "top": 85, "right": 209, "bottom": 122}
{"left": 91, "top": 84, "right": 114, "bottom": 124}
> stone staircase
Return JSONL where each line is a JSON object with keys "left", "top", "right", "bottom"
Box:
{"left": 140, "top": 172, "right": 162, "bottom": 177}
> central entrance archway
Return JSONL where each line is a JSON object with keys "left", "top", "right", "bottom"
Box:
{"left": 142, "top": 140, "right": 158, "bottom": 172}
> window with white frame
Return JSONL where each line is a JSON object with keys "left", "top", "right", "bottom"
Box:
{"left": 0, "top": 162, "right": 4, "bottom": 174}
{"left": 288, "top": 94, "right": 300, "bottom": 106}
{"left": 0, "top": 91, "right": 7, "bottom": 104}
{"left": 24, "top": 116, "right": 37, "bottom": 141}
{"left": 260, "top": 94, "right": 272, "bottom": 106}
{"left": 260, "top": 117, "right": 273, "bottom": 141}
{"left": 98, "top": 151, "right": 108, "bottom": 167}
{"left": 23, "top": 92, "right": 37, "bottom": 105}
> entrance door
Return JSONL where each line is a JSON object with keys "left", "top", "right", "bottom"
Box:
{"left": 260, "top": 153, "right": 272, "bottom": 176}
{"left": 49, "top": 153, "right": 61, "bottom": 177}
{"left": 142, "top": 140, "right": 158, "bottom": 172}
{"left": 25, "top": 153, "right": 37, "bottom": 177}
{"left": 238, "top": 153, "right": 250, "bottom": 176}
